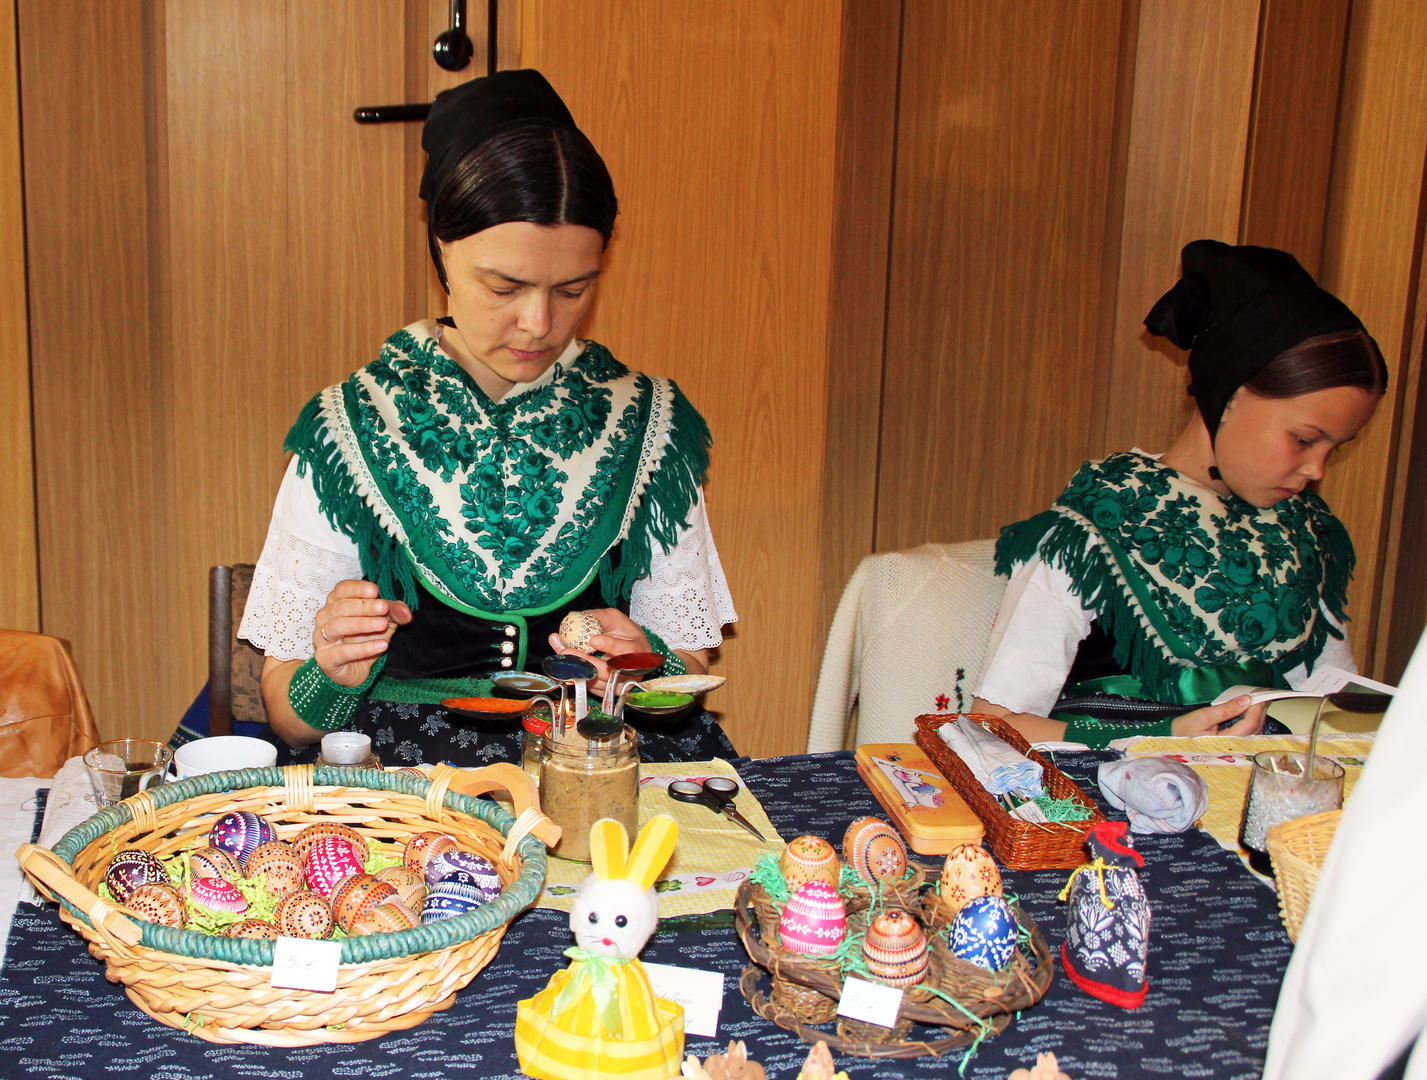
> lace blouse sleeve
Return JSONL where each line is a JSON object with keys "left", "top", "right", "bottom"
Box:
{"left": 629, "top": 488, "right": 738, "bottom": 652}
{"left": 238, "top": 457, "right": 364, "bottom": 662}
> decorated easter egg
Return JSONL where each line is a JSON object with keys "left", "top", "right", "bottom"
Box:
{"left": 403, "top": 831, "right": 458, "bottom": 879}
{"left": 842, "top": 817, "right": 908, "bottom": 883}
{"left": 104, "top": 849, "right": 169, "bottom": 904}
{"left": 950, "top": 895, "right": 1018, "bottom": 971}
{"left": 209, "top": 811, "right": 275, "bottom": 865}
{"left": 420, "top": 877, "right": 487, "bottom": 924}
{"left": 424, "top": 849, "right": 502, "bottom": 900}
{"left": 375, "top": 866, "right": 428, "bottom": 910}
{"left": 125, "top": 882, "right": 186, "bottom": 928}
{"left": 558, "top": 610, "right": 603, "bottom": 651}
{"left": 275, "top": 890, "right": 334, "bottom": 939}
{"left": 292, "top": 822, "right": 367, "bottom": 866}
{"left": 189, "top": 846, "right": 243, "bottom": 882}
{"left": 330, "top": 873, "right": 399, "bottom": 933}
{"left": 777, "top": 880, "right": 847, "bottom": 956}
{"left": 861, "top": 909, "right": 929, "bottom": 989}
{"left": 305, "top": 835, "right": 365, "bottom": 896}
{"left": 350, "top": 900, "right": 420, "bottom": 936}
{"left": 244, "top": 841, "right": 304, "bottom": 897}
{"left": 186, "top": 875, "right": 249, "bottom": 915}
{"left": 779, "top": 835, "right": 840, "bottom": 892}
{"left": 939, "top": 843, "right": 1003, "bottom": 915}
{"left": 226, "top": 919, "right": 279, "bottom": 940}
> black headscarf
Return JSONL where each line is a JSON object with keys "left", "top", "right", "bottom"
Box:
{"left": 1144, "top": 240, "right": 1366, "bottom": 439}
{"left": 418, "top": 69, "right": 577, "bottom": 205}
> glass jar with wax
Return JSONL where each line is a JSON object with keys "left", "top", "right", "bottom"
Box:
{"left": 537, "top": 727, "right": 639, "bottom": 862}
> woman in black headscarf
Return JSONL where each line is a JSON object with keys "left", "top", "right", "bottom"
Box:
{"left": 971, "top": 240, "right": 1386, "bottom": 748}
{"left": 238, "top": 71, "right": 738, "bottom": 765}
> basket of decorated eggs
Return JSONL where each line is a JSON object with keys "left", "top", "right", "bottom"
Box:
{"left": 16, "top": 762, "right": 556, "bottom": 1046}
{"left": 736, "top": 819, "right": 1053, "bottom": 1058}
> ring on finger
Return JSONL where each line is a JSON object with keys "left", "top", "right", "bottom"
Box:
{"left": 319, "top": 626, "right": 332, "bottom": 644}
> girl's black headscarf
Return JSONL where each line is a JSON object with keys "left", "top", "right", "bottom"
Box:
{"left": 1144, "top": 240, "right": 1368, "bottom": 439}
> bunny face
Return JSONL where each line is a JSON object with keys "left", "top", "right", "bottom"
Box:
{"left": 570, "top": 875, "right": 659, "bottom": 959}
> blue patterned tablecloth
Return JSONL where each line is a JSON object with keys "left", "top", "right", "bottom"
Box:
{"left": 0, "top": 751, "right": 1288, "bottom": 1079}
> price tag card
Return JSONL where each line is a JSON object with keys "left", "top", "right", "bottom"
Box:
{"left": 642, "top": 962, "right": 724, "bottom": 1038}
{"left": 270, "top": 936, "right": 342, "bottom": 993}
{"left": 837, "top": 976, "right": 903, "bottom": 1029}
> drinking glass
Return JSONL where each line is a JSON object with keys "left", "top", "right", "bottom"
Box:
{"left": 83, "top": 740, "right": 172, "bottom": 807}
{"left": 1239, "top": 751, "right": 1345, "bottom": 874}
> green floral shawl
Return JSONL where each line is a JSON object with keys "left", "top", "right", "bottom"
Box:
{"left": 995, "top": 452, "right": 1354, "bottom": 700}
{"left": 285, "top": 322, "right": 709, "bottom": 616}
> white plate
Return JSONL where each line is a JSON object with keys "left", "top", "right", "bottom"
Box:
{"left": 639, "top": 674, "right": 726, "bottom": 695}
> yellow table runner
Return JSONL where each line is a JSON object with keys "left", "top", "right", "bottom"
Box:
{"left": 1121, "top": 734, "right": 1372, "bottom": 852}
{"left": 536, "top": 759, "right": 785, "bottom": 917}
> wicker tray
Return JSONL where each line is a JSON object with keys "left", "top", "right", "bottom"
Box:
{"left": 734, "top": 880, "right": 1052, "bottom": 1058}
{"left": 915, "top": 713, "right": 1105, "bottom": 870}
{"left": 1266, "top": 808, "right": 1341, "bottom": 943}
{"left": 18, "top": 762, "right": 556, "bottom": 1046}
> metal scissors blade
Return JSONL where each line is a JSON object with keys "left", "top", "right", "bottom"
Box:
{"left": 668, "top": 777, "right": 765, "bottom": 842}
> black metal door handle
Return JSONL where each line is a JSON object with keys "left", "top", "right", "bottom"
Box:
{"left": 432, "top": 0, "right": 473, "bottom": 72}
{"left": 354, "top": 0, "right": 497, "bottom": 124}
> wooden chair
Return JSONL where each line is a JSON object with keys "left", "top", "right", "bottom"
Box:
{"left": 208, "top": 565, "right": 267, "bottom": 736}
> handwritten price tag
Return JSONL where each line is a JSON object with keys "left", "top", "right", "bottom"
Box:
{"left": 837, "top": 976, "right": 903, "bottom": 1028}
{"left": 642, "top": 962, "right": 724, "bottom": 1037}
{"left": 270, "top": 936, "right": 342, "bottom": 993}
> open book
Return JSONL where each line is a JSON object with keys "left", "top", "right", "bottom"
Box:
{"left": 1209, "top": 664, "right": 1396, "bottom": 707}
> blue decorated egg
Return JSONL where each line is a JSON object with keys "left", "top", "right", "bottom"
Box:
{"left": 420, "top": 878, "right": 487, "bottom": 924}
{"left": 424, "top": 850, "right": 502, "bottom": 900}
{"left": 209, "top": 811, "right": 276, "bottom": 865}
{"left": 950, "top": 895, "right": 1018, "bottom": 970}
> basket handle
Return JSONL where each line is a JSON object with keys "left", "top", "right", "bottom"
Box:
{"left": 14, "top": 843, "right": 143, "bottom": 947}
{"left": 443, "top": 763, "right": 563, "bottom": 848}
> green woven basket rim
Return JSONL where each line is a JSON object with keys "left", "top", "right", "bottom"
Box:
{"left": 49, "top": 766, "right": 547, "bottom": 967}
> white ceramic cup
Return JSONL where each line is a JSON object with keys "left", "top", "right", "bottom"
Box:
{"left": 173, "top": 736, "right": 278, "bottom": 779}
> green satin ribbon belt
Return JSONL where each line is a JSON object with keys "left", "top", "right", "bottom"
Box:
{"left": 552, "top": 946, "right": 628, "bottom": 1036}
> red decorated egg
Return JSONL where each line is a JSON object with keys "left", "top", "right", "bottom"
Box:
{"left": 105, "top": 849, "right": 169, "bottom": 903}
{"left": 226, "top": 919, "right": 279, "bottom": 940}
{"left": 350, "top": 900, "right": 420, "bottom": 936}
{"left": 125, "top": 882, "right": 186, "bottom": 928}
{"left": 375, "top": 866, "right": 428, "bottom": 910}
{"left": 842, "top": 816, "right": 908, "bottom": 883}
{"left": 209, "top": 811, "right": 276, "bottom": 865}
{"left": 305, "top": 835, "right": 365, "bottom": 896}
{"left": 861, "top": 909, "right": 929, "bottom": 988}
{"left": 189, "top": 846, "right": 243, "bottom": 882}
{"left": 939, "top": 843, "right": 1003, "bottom": 915}
{"left": 779, "top": 835, "right": 840, "bottom": 892}
{"left": 292, "top": 822, "right": 366, "bottom": 866}
{"left": 777, "top": 880, "right": 847, "bottom": 956}
{"left": 404, "top": 831, "right": 458, "bottom": 879}
{"left": 186, "top": 875, "right": 249, "bottom": 915}
{"left": 275, "top": 890, "right": 334, "bottom": 939}
{"left": 244, "top": 841, "right": 304, "bottom": 897}
{"left": 330, "top": 873, "right": 398, "bottom": 933}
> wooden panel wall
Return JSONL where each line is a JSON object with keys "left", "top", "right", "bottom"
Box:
{"left": 0, "top": 0, "right": 36, "bottom": 633}
{"left": 521, "top": 1, "right": 845, "bottom": 758}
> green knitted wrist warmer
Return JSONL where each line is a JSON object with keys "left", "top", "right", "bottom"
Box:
{"left": 289, "top": 655, "right": 386, "bottom": 732}
{"left": 639, "top": 626, "right": 688, "bottom": 677}
{"left": 1061, "top": 715, "right": 1175, "bottom": 750}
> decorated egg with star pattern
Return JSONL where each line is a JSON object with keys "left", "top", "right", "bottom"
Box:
{"left": 842, "top": 817, "right": 908, "bottom": 883}
{"left": 779, "top": 835, "right": 840, "bottom": 892}
{"left": 939, "top": 843, "right": 1003, "bottom": 915}
{"left": 950, "top": 895, "right": 1018, "bottom": 970}
{"left": 403, "top": 831, "right": 458, "bottom": 879}
{"left": 275, "top": 890, "right": 334, "bottom": 939}
{"left": 244, "top": 841, "right": 304, "bottom": 897}
{"left": 209, "top": 811, "right": 275, "bottom": 865}
{"left": 104, "top": 849, "right": 169, "bottom": 904}
{"left": 777, "top": 880, "right": 846, "bottom": 956}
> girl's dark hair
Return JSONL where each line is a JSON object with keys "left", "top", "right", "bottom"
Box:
{"left": 1244, "top": 328, "right": 1388, "bottom": 399}
{"left": 428, "top": 120, "right": 618, "bottom": 290}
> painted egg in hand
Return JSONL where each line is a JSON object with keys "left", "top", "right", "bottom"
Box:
{"left": 105, "top": 849, "right": 169, "bottom": 904}
{"left": 305, "top": 835, "right": 365, "bottom": 896}
{"left": 425, "top": 850, "right": 502, "bottom": 900}
{"left": 125, "top": 882, "right": 186, "bottom": 928}
{"left": 950, "top": 895, "right": 1018, "bottom": 970}
{"left": 842, "top": 817, "right": 907, "bottom": 883}
{"left": 861, "top": 909, "right": 929, "bottom": 988}
{"left": 558, "top": 610, "right": 603, "bottom": 651}
{"left": 275, "top": 890, "right": 334, "bottom": 939}
{"left": 779, "top": 835, "right": 840, "bottom": 892}
{"left": 777, "top": 880, "right": 846, "bottom": 956}
{"left": 403, "top": 831, "right": 458, "bottom": 879}
{"left": 376, "top": 866, "right": 428, "bottom": 910}
{"left": 330, "top": 873, "right": 398, "bottom": 933}
{"left": 292, "top": 822, "right": 366, "bottom": 867}
{"left": 187, "top": 875, "right": 249, "bottom": 914}
{"left": 189, "top": 846, "right": 243, "bottom": 883}
{"left": 939, "top": 843, "right": 1002, "bottom": 915}
{"left": 209, "top": 811, "right": 275, "bottom": 865}
{"left": 244, "top": 841, "right": 304, "bottom": 897}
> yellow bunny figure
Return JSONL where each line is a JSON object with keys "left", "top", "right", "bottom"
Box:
{"left": 515, "top": 815, "right": 684, "bottom": 1080}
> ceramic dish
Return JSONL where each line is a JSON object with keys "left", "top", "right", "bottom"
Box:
{"left": 639, "top": 674, "right": 727, "bottom": 695}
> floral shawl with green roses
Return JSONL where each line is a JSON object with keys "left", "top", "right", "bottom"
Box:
{"left": 284, "top": 321, "right": 709, "bottom": 616}
{"left": 995, "top": 451, "right": 1354, "bottom": 700}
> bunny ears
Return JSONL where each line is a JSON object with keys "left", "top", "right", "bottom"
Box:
{"left": 589, "top": 816, "right": 678, "bottom": 891}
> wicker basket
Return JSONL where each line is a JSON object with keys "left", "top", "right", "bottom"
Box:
{"left": 841, "top": 864, "right": 927, "bottom": 915}
{"left": 915, "top": 713, "right": 1105, "bottom": 870}
{"left": 1266, "top": 809, "right": 1342, "bottom": 943}
{"left": 18, "top": 763, "right": 556, "bottom": 1046}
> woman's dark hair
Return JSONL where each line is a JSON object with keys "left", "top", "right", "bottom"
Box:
{"left": 428, "top": 120, "right": 618, "bottom": 290}
{"left": 1244, "top": 328, "right": 1388, "bottom": 399}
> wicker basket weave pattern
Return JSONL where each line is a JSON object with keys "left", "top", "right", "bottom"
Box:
{"left": 22, "top": 764, "right": 548, "bottom": 1045}
{"left": 1265, "top": 808, "right": 1341, "bottom": 943}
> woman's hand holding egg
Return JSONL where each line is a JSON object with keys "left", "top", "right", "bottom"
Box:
{"left": 313, "top": 579, "right": 412, "bottom": 688}
{"left": 548, "top": 608, "right": 652, "bottom": 694}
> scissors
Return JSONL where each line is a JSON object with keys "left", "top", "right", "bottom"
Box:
{"left": 668, "top": 776, "right": 766, "bottom": 841}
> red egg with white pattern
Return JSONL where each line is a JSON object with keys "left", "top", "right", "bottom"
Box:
{"left": 777, "top": 880, "right": 847, "bottom": 956}
{"left": 186, "top": 875, "right": 249, "bottom": 915}
{"left": 305, "top": 835, "right": 365, "bottom": 896}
